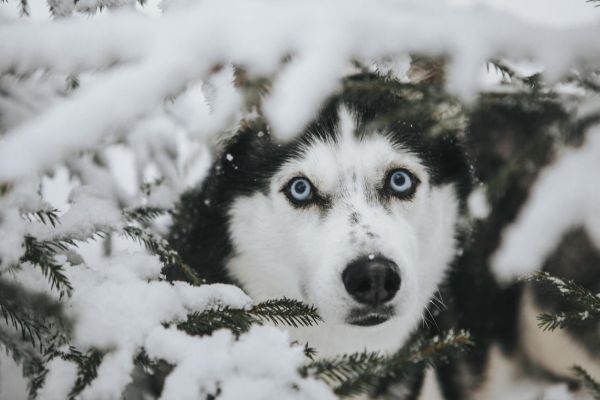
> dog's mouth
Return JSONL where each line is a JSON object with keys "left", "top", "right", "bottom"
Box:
{"left": 345, "top": 305, "right": 395, "bottom": 327}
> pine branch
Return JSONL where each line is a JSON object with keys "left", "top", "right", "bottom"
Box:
{"left": 178, "top": 307, "right": 253, "bottom": 336}
{"left": 30, "top": 347, "right": 105, "bottom": 400}
{"left": 526, "top": 272, "right": 600, "bottom": 315}
{"left": 573, "top": 366, "right": 600, "bottom": 400}
{"left": 537, "top": 310, "right": 600, "bottom": 332}
{"left": 27, "top": 331, "right": 69, "bottom": 398}
{"left": 20, "top": 236, "right": 73, "bottom": 298}
{"left": 406, "top": 330, "right": 474, "bottom": 366}
{"left": 22, "top": 208, "right": 60, "bottom": 227}
{"left": 487, "top": 59, "right": 542, "bottom": 89}
{"left": 250, "top": 298, "right": 322, "bottom": 328}
{"left": 0, "top": 326, "right": 52, "bottom": 399}
{"left": 526, "top": 273, "right": 600, "bottom": 332}
{"left": 0, "top": 299, "right": 43, "bottom": 346}
{"left": 64, "top": 349, "right": 104, "bottom": 399}
{"left": 0, "top": 325, "right": 41, "bottom": 366}
{"left": 121, "top": 225, "right": 202, "bottom": 286}
{"left": 303, "top": 343, "right": 318, "bottom": 360}
{"left": 0, "top": 278, "right": 67, "bottom": 348}
{"left": 302, "top": 351, "right": 385, "bottom": 387}
{"left": 303, "top": 330, "right": 472, "bottom": 397}
{"left": 178, "top": 298, "right": 322, "bottom": 337}
{"left": 124, "top": 207, "right": 168, "bottom": 225}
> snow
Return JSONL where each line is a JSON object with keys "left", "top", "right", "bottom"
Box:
{"left": 25, "top": 186, "right": 123, "bottom": 242}
{"left": 493, "top": 127, "right": 600, "bottom": 282}
{"left": 66, "top": 253, "right": 251, "bottom": 349}
{"left": 80, "top": 349, "right": 135, "bottom": 400}
{"left": 38, "top": 358, "right": 78, "bottom": 400}
{"left": 0, "top": 208, "right": 28, "bottom": 270}
{"left": 42, "top": 250, "right": 270, "bottom": 399}
{"left": 1, "top": 0, "right": 600, "bottom": 398}
{"left": 144, "top": 326, "right": 335, "bottom": 400}
{"left": 2, "top": 0, "right": 600, "bottom": 180}
{"left": 467, "top": 186, "right": 490, "bottom": 220}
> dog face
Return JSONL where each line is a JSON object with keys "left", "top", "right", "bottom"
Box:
{"left": 222, "top": 108, "right": 468, "bottom": 355}
{"left": 170, "top": 78, "right": 470, "bottom": 355}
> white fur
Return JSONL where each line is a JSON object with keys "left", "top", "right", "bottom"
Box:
{"left": 226, "top": 112, "right": 460, "bottom": 356}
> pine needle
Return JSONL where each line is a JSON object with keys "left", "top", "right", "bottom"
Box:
{"left": 23, "top": 208, "right": 60, "bottom": 227}
{"left": 123, "top": 207, "right": 168, "bottom": 224}
{"left": 19, "top": 236, "right": 73, "bottom": 298}
{"left": 573, "top": 366, "right": 600, "bottom": 400}
{"left": 178, "top": 298, "right": 322, "bottom": 337}
{"left": 525, "top": 272, "right": 600, "bottom": 332}
{"left": 303, "top": 330, "right": 472, "bottom": 397}
{"left": 121, "top": 225, "right": 203, "bottom": 286}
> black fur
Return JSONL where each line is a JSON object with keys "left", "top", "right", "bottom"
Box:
{"left": 166, "top": 74, "right": 472, "bottom": 399}
{"left": 436, "top": 93, "right": 600, "bottom": 399}
{"left": 167, "top": 74, "right": 472, "bottom": 286}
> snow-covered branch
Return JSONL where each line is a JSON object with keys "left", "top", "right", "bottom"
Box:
{"left": 493, "top": 127, "right": 600, "bottom": 282}
{"left": 2, "top": 0, "right": 600, "bottom": 181}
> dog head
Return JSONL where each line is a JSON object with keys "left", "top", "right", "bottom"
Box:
{"left": 173, "top": 76, "right": 471, "bottom": 355}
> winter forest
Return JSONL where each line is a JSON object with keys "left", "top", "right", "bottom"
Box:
{"left": 1, "top": 0, "right": 600, "bottom": 399}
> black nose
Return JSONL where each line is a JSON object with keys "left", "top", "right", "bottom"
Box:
{"left": 342, "top": 256, "right": 401, "bottom": 306}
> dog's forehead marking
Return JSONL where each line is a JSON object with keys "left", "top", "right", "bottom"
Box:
{"left": 276, "top": 128, "right": 427, "bottom": 196}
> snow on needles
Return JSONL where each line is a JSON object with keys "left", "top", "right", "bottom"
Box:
{"left": 144, "top": 326, "right": 335, "bottom": 400}
{"left": 39, "top": 252, "right": 257, "bottom": 399}
{"left": 493, "top": 127, "right": 600, "bottom": 282}
{"left": 2, "top": 0, "right": 600, "bottom": 181}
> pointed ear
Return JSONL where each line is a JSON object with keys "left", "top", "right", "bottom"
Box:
{"left": 430, "top": 133, "right": 472, "bottom": 201}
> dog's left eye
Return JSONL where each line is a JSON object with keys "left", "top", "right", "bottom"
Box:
{"left": 285, "top": 177, "right": 313, "bottom": 204}
{"left": 387, "top": 169, "right": 417, "bottom": 197}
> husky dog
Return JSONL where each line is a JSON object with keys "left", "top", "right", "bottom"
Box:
{"left": 168, "top": 74, "right": 471, "bottom": 393}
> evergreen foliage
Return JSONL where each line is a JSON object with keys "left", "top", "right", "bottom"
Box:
{"left": 178, "top": 298, "right": 322, "bottom": 337}
{"left": 526, "top": 272, "right": 600, "bottom": 331}
{"left": 2, "top": 1, "right": 600, "bottom": 396}
{"left": 573, "top": 366, "right": 600, "bottom": 400}
{"left": 528, "top": 272, "right": 600, "bottom": 399}
{"left": 303, "top": 330, "right": 472, "bottom": 397}
{"left": 0, "top": 198, "right": 470, "bottom": 399}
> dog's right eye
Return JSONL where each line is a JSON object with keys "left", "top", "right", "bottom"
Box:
{"left": 285, "top": 177, "right": 313, "bottom": 205}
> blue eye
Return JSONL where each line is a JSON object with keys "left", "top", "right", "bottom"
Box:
{"left": 287, "top": 177, "right": 313, "bottom": 203}
{"left": 388, "top": 170, "right": 415, "bottom": 196}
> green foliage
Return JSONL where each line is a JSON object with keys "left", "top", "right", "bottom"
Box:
{"left": 303, "top": 330, "right": 472, "bottom": 397}
{"left": 178, "top": 298, "right": 322, "bottom": 337}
